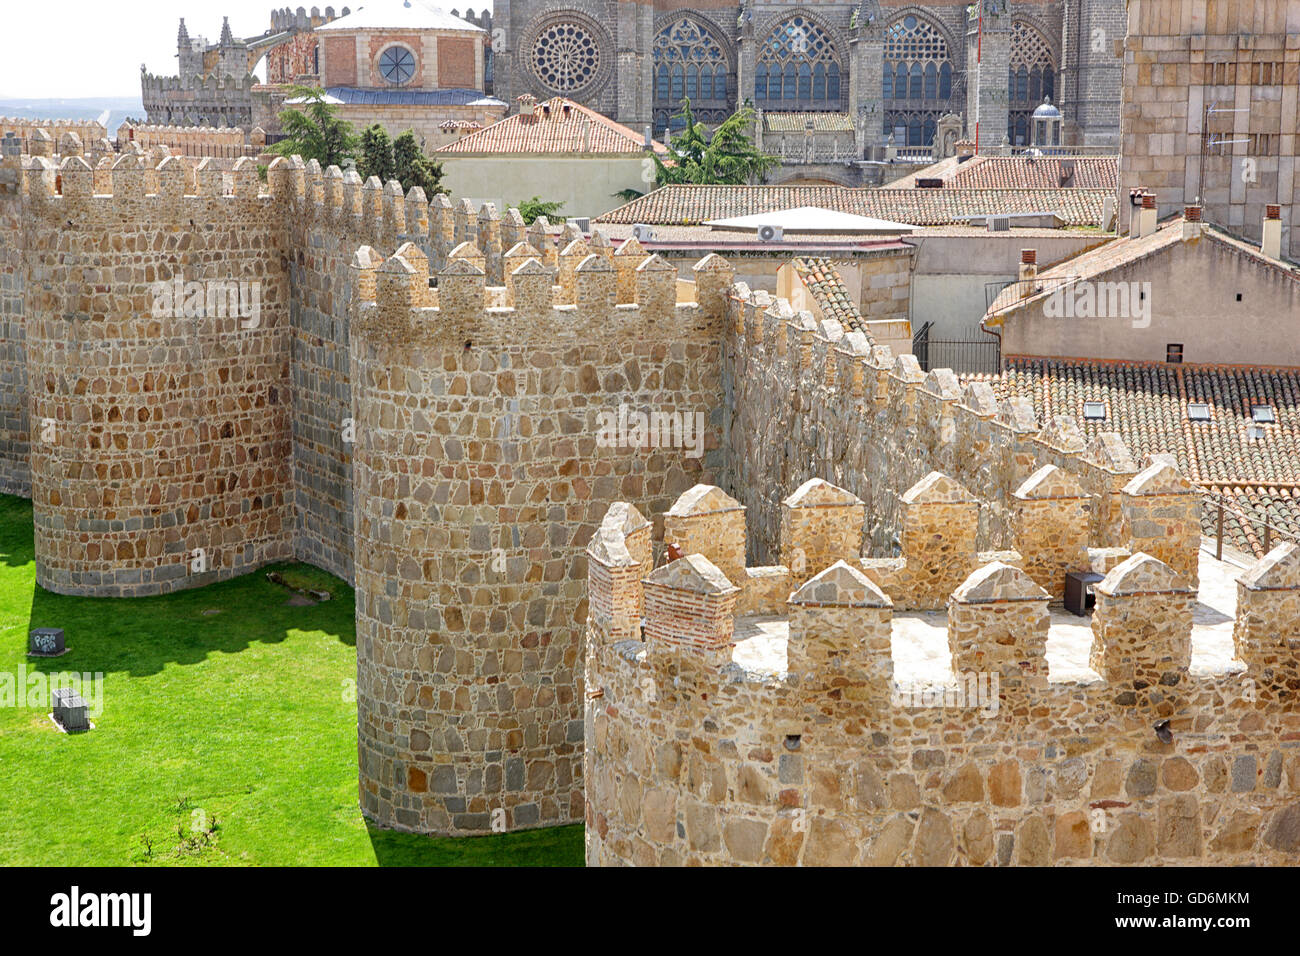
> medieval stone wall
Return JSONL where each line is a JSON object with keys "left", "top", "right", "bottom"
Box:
{"left": 721, "top": 282, "right": 1141, "bottom": 567}
{"left": 584, "top": 482, "right": 1300, "bottom": 866}
{"left": 15, "top": 154, "right": 293, "bottom": 596}
{"left": 346, "top": 238, "right": 732, "bottom": 834}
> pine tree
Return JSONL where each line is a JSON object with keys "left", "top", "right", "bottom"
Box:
{"left": 267, "top": 85, "right": 358, "bottom": 169}
{"left": 358, "top": 124, "right": 396, "bottom": 183}
{"left": 652, "top": 98, "right": 779, "bottom": 187}
{"left": 392, "top": 130, "right": 447, "bottom": 197}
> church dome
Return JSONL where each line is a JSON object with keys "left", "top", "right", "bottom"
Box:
{"left": 1032, "top": 97, "right": 1062, "bottom": 119}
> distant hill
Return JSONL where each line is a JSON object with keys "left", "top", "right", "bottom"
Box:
{"left": 0, "top": 96, "right": 144, "bottom": 133}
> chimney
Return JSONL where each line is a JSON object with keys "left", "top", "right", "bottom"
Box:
{"left": 582, "top": 117, "right": 592, "bottom": 153}
{"left": 1262, "top": 204, "right": 1282, "bottom": 259}
{"left": 1019, "top": 249, "right": 1038, "bottom": 296}
{"left": 643, "top": 125, "right": 652, "bottom": 150}
{"left": 1182, "top": 204, "right": 1202, "bottom": 241}
{"left": 1133, "top": 193, "right": 1158, "bottom": 239}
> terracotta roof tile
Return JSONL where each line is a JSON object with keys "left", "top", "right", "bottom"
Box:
{"left": 793, "top": 257, "right": 868, "bottom": 337}
{"left": 939, "top": 155, "right": 1118, "bottom": 190}
{"left": 436, "top": 97, "right": 667, "bottom": 155}
{"left": 977, "top": 357, "right": 1300, "bottom": 557}
{"left": 596, "top": 184, "right": 1107, "bottom": 227}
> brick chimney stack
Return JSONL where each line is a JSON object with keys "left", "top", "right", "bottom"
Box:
{"left": 1262, "top": 204, "right": 1282, "bottom": 259}
{"left": 1019, "top": 249, "right": 1038, "bottom": 297}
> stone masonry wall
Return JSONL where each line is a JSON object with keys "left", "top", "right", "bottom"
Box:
{"left": 348, "top": 241, "right": 732, "bottom": 834}
{"left": 721, "top": 283, "right": 1150, "bottom": 570}
{"left": 584, "top": 483, "right": 1300, "bottom": 866}
{"left": 19, "top": 154, "right": 293, "bottom": 596}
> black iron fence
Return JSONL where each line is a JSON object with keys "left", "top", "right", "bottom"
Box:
{"left": 912, "top": 321, "right": 1001, "bottom": 376}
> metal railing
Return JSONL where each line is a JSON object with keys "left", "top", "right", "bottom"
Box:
{"left": 912, "top": 321, "right": 1001, "bottom": 376}
{"left": 1203, "top": 491, "right": 1298, "bottom": 563}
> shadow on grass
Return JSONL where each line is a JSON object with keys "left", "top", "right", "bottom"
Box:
{"left": 25, "top": 562, "right": 356, "bottom": 677}
{"left": 365, "top": 821, "right": 585, "bottom": 867}
{"left": 0, "top": 495, "right": 35, "bottom": 570}
{"left": 0, "top": 493, "right": 356, "bottom": 677}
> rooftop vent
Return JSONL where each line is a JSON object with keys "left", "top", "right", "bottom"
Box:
{"left": 1187, "top": 403, "right": 1211, "bottom": 422}
{"left": 1083, "top": 401, "right": 1106, "bottom": 421}
{"left": 987, "top": 215, "right": 1010, "bottom": 232}
{"left": 1252, "top": 404, "right": 1276, "bottom": 424}
{"left": 1249, "top": 423, "right": 1267, "bottom": 440}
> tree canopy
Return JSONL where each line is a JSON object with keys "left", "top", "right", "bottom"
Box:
{"left": 652, "top": 99, "right": 779, "bottom": 187}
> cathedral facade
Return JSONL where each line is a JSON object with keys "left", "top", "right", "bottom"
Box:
{"left": 490, "top": 0, "right": 1124, "bottom": 149}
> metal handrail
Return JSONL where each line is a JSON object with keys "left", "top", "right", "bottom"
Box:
{"left": 1203, "top": 489, "right": 1297, "bottom": 562}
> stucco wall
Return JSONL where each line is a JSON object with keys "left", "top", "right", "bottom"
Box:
{"left": 441, "top": 154, "right": 655, "bottom": 220}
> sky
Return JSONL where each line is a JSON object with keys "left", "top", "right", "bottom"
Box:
{"left": 0, "top": 0, "right": 290, "bottom": 99}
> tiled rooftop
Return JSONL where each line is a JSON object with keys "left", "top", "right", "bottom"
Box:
{"left": 596, "top": 184, "right": 1108, "bottom": 227}
{"left": 792, "top": 257, "right": 868, "bottom": 336}
{"left": 986, "top": 219, "right": 1300, "bottom": 318}
{"left": 939, "top": 155, "right": 1118, "bottom": 190}
{"left": 763, "top": 112, "right": 855, "bottom": 132}
{"left": 978, "top": 357, "right": 1300, "bottom": 557}
{"left": 435, "top": 97, "right": 667, "bottom": 155}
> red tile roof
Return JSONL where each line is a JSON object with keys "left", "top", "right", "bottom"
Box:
{"left": 979, "top": 357, "right": 1300, "bottom": 557}
{"left": 792, "top": 258, "right": 868, "bottom": 337}
{"left": 435, "top": 97, "right": 667, "bottom": 155}
{"left": 937, "top": 155, "right": 1118, "bottom": 190}
{"left": 596, "top": 184, "right": 1108, "bottom": 227}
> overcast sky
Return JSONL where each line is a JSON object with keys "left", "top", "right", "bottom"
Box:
{"left": 0, "top": 0, "right": 289, "bottom": 98}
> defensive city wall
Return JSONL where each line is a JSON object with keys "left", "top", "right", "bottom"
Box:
{"left": 2, "top": 146, "right": 1299, "bottom": 858}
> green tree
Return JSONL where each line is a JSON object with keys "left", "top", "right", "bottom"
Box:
{"left": 392, "top": 130, "right": 447, "bottom": 197}
{"left": 357, "top": 124, "right": 396, "bottom": 183}
{"left": 516, "top": 196, "right": 565, "bottom": 225}
{"left": 267, "top": 85, "right": 358, "bottom": 169}
{"left": 652, "top": 98, "right": 779, "bottom": 187}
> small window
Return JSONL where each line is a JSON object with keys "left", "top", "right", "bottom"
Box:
{"left": 1236, "top": 293, "right": 1243, "bottom": 302}
{"left": 1187, "top": 403, "right": 1211, "bottom": 422}
{"left": 1252, "top": 404, "right": 1276, "bottom": 423}
{"left": 1083, "top": 401, "right": 1106, "bottom": 421}
{"left": 1166, "top": 344, "right": 1184, "bottom": 363}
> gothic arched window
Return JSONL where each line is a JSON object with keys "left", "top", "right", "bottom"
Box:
{"left": 754, "top": 16, "right": 843, "bottom": 110}
{"left": 1008, "top": 20, "right": 1056, "bottom": 145}
{"left": 882, "top": 14, "right": 954, "bottom": 147}
{"left": 653, "top": 16, "right": 732, "bottom": 129}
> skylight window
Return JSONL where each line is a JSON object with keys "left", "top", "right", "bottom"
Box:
{"left": 1252, "top": 404, "right": 1276, "bottom": 424}
{"left": 1083, "top": 401, "right": 1106, "bottom": 421}
{"left": 1187, "top": 403, "right": 1211, "bottom": 422}
{"left": 1249, "top": 424, "right": 1267, "bottom": 440}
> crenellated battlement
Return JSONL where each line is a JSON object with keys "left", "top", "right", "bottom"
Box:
{"left": 350, "top": 241, "right": 733, "bottom": 348}
{"left": 723, "top": 281, "right": 1162, "bottom": 566}
{"left": 585, "top": 477, "right": 1300, "bottom": 865}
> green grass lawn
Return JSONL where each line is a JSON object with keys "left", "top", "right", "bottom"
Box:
{"left": 0, "top": 494, "right": 583, "bottom": 866}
